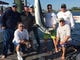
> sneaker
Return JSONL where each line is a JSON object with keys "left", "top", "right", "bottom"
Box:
{"left": 17, "top": 55, "right": 23, "bottom": 60}
{"left": 1, "top": 55, "right": 6, "bottom": 59}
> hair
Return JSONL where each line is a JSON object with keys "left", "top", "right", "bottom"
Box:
{"left": 59, "top": 18, "right": 65, "bottom": 22}
{"left": 61, "top": 4, "right": 66, "bottom": 8}
{"left": 59, "top": 20, "right": 65, "bottom": 23}
{"left": 16, "top": 22, "right": 23, "bottom": 28}
{"left": 17, "top": 22, "right": 23, "bottom": 25}
{"left": 47, "top": 4, "right": 52, "bottom": 8}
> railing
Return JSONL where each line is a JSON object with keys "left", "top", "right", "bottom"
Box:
{"left": 73, "top": 16, "right": 80, "bottom": 22}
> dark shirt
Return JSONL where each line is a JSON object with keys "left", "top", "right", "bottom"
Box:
{"left": 0, "top": 15, "right": 2, "bottom": 25}
{"left": 21, "top": 12, "right": 34, "bottom": 32}
{"left": 1, "top": 9, "right": 22, "bottom": 29}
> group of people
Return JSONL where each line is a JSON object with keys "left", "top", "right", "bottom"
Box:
{"left": 43, "top": 4, "right": 74, "bottom": 60}
{"left": 0, "top": 4, "right": 40, "bottom": 60}
{"left": 0, "top": 3, "right": 75, "bottom": 60}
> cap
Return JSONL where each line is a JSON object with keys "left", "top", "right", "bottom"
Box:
{"left": 59, "top": 18, "right": 65, "bottom": 22}
{"left": 29, "top": 5, "right": 34, "bottom": 8}
{"left": 61, "top": 4, "right": 66, "bottom": 8}
{"left": 12, "top": 4, "right": 17, "bottom": 7}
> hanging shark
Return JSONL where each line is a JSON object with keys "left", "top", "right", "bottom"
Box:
{"left": 34, "top": 0, "right": 50, "bottom": 34}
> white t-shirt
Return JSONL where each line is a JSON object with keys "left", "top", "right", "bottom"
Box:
{"left": 13, "top": 29, "right": 29, "bottom": 43}
{"left": 57, "top": 24, "right": 71, "bottom": 41}
{"left": 45, "top": 12, "right": 57, "bottom": 28}
{"left": 57, "top": 11, "right": 74, "bottom": 28}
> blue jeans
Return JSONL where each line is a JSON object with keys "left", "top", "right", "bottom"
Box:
{"left": 32, "top": 27, "right": 40, "bottom": 46}
{"left": 2, "top": 29, "right": 14, "bottom": 56}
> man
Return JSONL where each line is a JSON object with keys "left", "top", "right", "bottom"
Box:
{"left": 29, "top": 5, "right": 35, "bottom": 16}
{"left": 56, "top": 18, "right": 71, "bottom": 60}
{"left": 13, "top": 22, "right": 31, "bottom": 60}
{"left": 21, "top": 6, "right": 34, "bottom": 33}
{"left": 43, "top": 4, "right": 57, "bottom": 52}
{"left": 1, "top": 4, "right": 22, "bottom": 58}
{"left": 57, "top": 4, "right": 75, "bottom": 29}
{"left": 29, "top": 5, "right": 40, "bottom": 47}
{"left": 21, "top": 6, "right": 34, "bottom": 50}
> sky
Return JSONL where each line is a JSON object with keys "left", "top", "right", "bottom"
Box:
{"left": 1, "top": 0, "right": 80, "bottom": 11}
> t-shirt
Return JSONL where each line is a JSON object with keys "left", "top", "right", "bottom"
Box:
{"left": 45, "top": 12, "right": 57, "bottom": 28}
{"left": 13, "top": 29, "right": 29, "bottom": 43}
{"left": 57, "top": 24, "right": 71, "bottom": 41}
{"left": 21, "top": 12, "right": 34, "bottom": 32}
{"left": 57, "top": 11, "right": 74, "bottom": 28}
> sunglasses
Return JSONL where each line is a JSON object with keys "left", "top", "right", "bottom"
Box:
{"left": 48, "top": 8, "right": 52, "bottom": 9}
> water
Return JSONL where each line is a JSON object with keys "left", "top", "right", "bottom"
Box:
{"left": 72, "top": 12, "right": 80, "bottom": 16}
{"left": 71, "top": 12, "right": 80, "bottom": 46}
{"left": 71, "top": 23, "right": 80, "bottom": 46}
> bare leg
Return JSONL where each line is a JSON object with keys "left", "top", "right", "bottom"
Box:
{"left": 16, "top": 44, "right": 23, "bottom": 60}
{"left": 16, "top": 45, "right": 20, "bottom": 53}
{"left": 53, "top": 38, "right": 58, "bottom": 52}
{"left": 61, "top": 46, "right": 65, "bottom": 60}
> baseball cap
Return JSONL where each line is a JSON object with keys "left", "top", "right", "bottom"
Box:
{"left": 12, "top": 3, "right": 17, "bottom": 7}
{"left": 29, "top": 5, "right": 34, "bottom": 8}
{"left": 61, "top": 4, "right": 66, "bottom": 8}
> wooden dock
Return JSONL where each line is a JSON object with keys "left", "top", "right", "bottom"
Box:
{"left": 0, "top": 40, "right": 80, "bottom": 60}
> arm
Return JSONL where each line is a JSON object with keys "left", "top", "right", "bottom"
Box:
{"left": 1, "top": 11, "right": 8, "bottom": 28}
{"left": 69, "top": 12, "right": 75, "bottom": 29}
{"left": 60, "top": 36, "right": 70, "bottom": 45}
{"left": 52, "top": 24, "right": 56, "bottom": 29}
{"left": 56, "top": 28, "right": 60, "bottom": 43}
{"left": 13, "top": 31, "right": 21, "bottom": 43}
{"left": 52, "top": 13, "right": 57, "bottom": 29}
{"left": 22, "top": 29, "right": 29, "bottom": 42}
{"left": 1, "top": 10, "right": 12, "bottom": 29}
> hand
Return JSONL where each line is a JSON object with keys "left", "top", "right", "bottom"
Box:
{"left": 33, "top": 24, "right": 39, "bottom": 27}
{"left": 1, "top": 26, "right": 6, "bottom": 30}
{"left": 60, "top": 41, "right": 65, "bottom": 45}
{"left": 20, "top": 40, "right": 24, "bottom": 43}
{"left": 45, "top": 30, "right": 51, "bottom": 34}
{"left": 71, "top": 26, "right": 74, "bottom": 30}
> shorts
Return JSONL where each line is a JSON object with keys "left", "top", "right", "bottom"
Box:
{"left": 44, "top": 30, "right": 56, "bottom": 40}
{"left": 60, "top": 40, "right": 72, "bottom": 47}
{"left": 13, "top": 40, "right": 19, "bottom": 47}
{"left": 61, "top": 43, "right": 67, "bottom": 47}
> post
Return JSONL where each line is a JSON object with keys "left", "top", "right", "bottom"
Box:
{"left": 24, "top": 0, "right": 27, "bottom": 6}
{"left": 14, "top": 0, "right": 22, "bottom": 13}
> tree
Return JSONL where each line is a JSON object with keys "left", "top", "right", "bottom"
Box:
{"left": 70, "top": 7, "right": 80, "bottom": 12}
